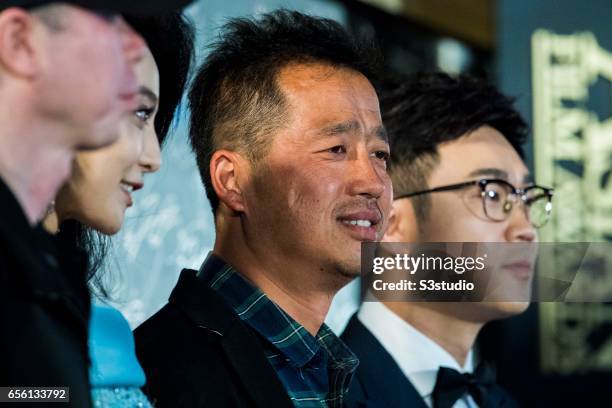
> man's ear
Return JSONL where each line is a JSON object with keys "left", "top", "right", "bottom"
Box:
{"left": 0, "top": 8, "right": 39, "bottom": 78}
{"left": 210, "top": 150, "right": 247, "bottom": 213}
{"left": 383, "top": 199, "right": 419, "bottom": 242}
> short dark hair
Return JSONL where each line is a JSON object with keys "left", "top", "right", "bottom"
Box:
{"left": 127, "top": 12, "right": 195, "bottom": 145}
{"left": 188, "top": 9, "right": 381, "bottom": 214}
{"left": 381, "top": 72, "right": 528, "bottom": 220}
{"left": 30, "top": 4, "right": 65, "bottom": 31}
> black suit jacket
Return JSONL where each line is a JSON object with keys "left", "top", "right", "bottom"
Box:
{"left": 341, "top": 315, "right": 519, "bottom": 408}
{"left": 0, "top": 178, "right": 92, "bottom": 407}
{"left": 134, "top": 269, "right": 294, "bottom": 408}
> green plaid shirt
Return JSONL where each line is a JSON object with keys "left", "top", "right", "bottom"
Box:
{"left": 199, "top": 253, "right": 359, "bottom": 408}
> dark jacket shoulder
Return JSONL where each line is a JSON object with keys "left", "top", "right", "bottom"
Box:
{"left": 341, "top": 314, "right": 426, "bottom": 408}
{"left": 341, "top": 314, "right": 519, "bottom": 408}
{"left": 134, "top": 269, "right": 293, "bottom": 408}
{"left": 0, "top": 178, "right": 92, "bottom": 408}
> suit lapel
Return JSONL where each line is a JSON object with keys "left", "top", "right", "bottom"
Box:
{"left": 221, "top": 322, "right": 294, "bottom": 407}
{"left": 342, "top": 314, "right": 521, "bottom": 408}
{"left": 484, "top": 384, "right": 520, "bottom": 408}
{"left": 170, "top": 269, "right": 293, "bottom": 408}
{"left": 0, "top": 182, "right": 90, "bottom": 335}
{"left": 342, "top": 315, "right": 428, "bottom": 408}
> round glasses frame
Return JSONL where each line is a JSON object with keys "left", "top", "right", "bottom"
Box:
{"left": 394, "top": 178, "right": 554, "bottom": 228}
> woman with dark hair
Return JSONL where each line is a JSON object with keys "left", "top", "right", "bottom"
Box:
{"left": 42, "top": 12, "right": 195, "bottom": 407}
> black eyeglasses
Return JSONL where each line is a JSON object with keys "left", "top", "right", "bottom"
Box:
{"left": 395, "top": 178, "right": 554, "bottom": 228}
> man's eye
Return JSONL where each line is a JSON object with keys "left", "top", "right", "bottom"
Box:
{"left": 328, "top": 145, "right": 346, "bottom": 154}
{"left": 485, "top": 190, "right": 502, "bottom": 202}
{"left": 373, "top": 151, "right": 390, "bottom": 162}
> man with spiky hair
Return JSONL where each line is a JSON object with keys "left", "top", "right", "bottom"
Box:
{"left": 135, "top": 9, "right": 392, "bottom": 408}
{"left": 342, "top": 72, "right": 552, "bottom": 408}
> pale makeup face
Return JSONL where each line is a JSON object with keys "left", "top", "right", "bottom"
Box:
{"left": 55, "top": 48, "right": 161, "bottom": 234}
{"left": 388, "top": 126, "right": 537, "bottom": 321}
{"left": 243, "top": 63, "right": 393, "bottom": 285}
{"left": 34, "top": 5, "right": 145, "bottom": 150}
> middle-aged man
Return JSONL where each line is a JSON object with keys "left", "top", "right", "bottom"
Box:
{"left": 135, "top": 10, "right": 392, "bottom": 408}
{"left": 342, "top": 73, "right": 554, "bottom": 408}
{"left": 0, "top": 1, "right": 191, "bottom": 406}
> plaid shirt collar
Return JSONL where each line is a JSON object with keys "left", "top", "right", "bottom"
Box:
{"left": 198, "top": 252, "right": 358, "bottom": 370}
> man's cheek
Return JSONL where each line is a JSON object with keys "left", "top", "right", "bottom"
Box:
{"left": 317, "top": 171, "right": 343, "bottom": 195}
{"left": 460, "top": 220, "right": 496, "bottom": 242}
{"left": 382, "top": 180, "right": 393, "bottom": 213}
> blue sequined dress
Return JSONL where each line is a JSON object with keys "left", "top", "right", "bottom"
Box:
{"left": 89, "top": 304, "right": 153, "bottom": 408}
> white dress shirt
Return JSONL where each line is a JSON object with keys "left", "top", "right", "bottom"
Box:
{"left": 358, "top": 301, "right": 478, "bottom": 408}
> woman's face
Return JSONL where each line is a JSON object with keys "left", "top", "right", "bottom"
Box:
{"left": 55, "top": 47, "right": 161, "bottom": 235}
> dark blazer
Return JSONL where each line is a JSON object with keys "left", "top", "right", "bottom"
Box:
{"left": 134, "top": 269, "right": 294, "bottom": 408}
{"left": 341, "top": 315, "right": 427, "bottom": 408}
{"left": 341, "top": 315, "right": 519, "bottom": 408}
{"left": 0, "top": 178, "right": 92, "bottom": 408}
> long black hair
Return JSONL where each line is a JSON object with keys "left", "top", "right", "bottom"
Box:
{"left": 57, "top": 12, "right": 195, "bottom": 298}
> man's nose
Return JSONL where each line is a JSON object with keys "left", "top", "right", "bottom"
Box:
{"left": 348, "top": 151, "right": 387, "bottom": 199}
{"left": 505, "top": 200, "right": 537, "bottom": 242}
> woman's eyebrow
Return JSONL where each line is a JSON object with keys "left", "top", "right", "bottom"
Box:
{"left": 138, "top": 86, "right": 158, "bottom": 105}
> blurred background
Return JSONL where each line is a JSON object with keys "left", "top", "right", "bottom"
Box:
{"left": 104, "top": 0, "right": 612, "bottom": 406}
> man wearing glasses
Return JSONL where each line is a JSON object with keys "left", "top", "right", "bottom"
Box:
{"left": 342, "top": 72, "right": 553, "bottom": 408}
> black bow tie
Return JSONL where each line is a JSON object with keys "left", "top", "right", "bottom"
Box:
{"left": 431, "top": 362, "right": 496, "bottom": 408}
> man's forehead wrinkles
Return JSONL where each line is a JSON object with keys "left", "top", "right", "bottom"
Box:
{"left": 322, "top": 120, "right": 360, "bottom": 135}
{"left": 316, "top": 119, "right": 386, "bottom": 142}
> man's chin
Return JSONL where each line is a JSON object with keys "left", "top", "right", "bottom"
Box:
{"left": 320, "top": 241, "right": 363, "bottom": 284}
{"left": 338, "top": 267, "right": 360, "bottom": 280}
{"left": 481, "top": 301, "right": 530, "bottom": 319}
{"left": 330, "top": 256, "right": 361, "bottom": 282}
